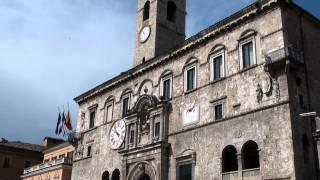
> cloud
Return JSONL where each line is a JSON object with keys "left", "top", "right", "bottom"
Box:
{"left": 0, "top": 0, "right": 136, "bottom": 143}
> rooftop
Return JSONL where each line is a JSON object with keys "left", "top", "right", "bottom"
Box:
{"left": 0, "top": 138, "right": 44, "bottom": 152}
{"left": 74, "top": 0, "right": 320, "bottom": 104}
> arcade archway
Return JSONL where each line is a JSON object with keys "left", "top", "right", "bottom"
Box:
{"left": 127, "top": 162, "right": 156, "bottom": 180}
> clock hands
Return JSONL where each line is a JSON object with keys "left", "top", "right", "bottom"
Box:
{"left": 110, "top": 120, "right": 126, "bottom": 149}
{"left": 112, "top": 128, "right": 120, "bottom": 138}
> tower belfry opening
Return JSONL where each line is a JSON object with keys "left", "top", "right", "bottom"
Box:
{"left": 133, "top": 0, "right": 186, "bottom": 66}
{"left": 143, "top": 1, "right": 150, "bottom": 21}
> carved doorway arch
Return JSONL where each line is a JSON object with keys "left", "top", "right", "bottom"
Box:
{"left": 127, "top": 162, "right": 156, "bottom": 180}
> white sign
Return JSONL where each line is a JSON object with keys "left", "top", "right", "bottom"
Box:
{"left": 183, "top": 105, "right": 199, "bottom": 125}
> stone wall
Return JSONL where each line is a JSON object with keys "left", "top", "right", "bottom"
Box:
{"left": 71, "top": 2, "right": 316, "bottom": 180}
{"left": 281, "top": 4, "right": 320, "bottom": 180}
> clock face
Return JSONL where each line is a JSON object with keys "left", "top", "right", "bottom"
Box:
{"left": 140, "top": 26, "right": 151, "bottom": 43}
{"left": 109, "top": 120, "right": 126, "bottom": 150}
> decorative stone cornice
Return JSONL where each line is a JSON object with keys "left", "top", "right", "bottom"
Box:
{"left": 74, "top": 0, "right": 297, "bottom": 105}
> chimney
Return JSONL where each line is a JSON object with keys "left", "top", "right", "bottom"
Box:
{"left": 42, "top": 137, "right": 65, "bottom": 149}
{"left": 1, "top": 138, "right": 8, "bottom": 143}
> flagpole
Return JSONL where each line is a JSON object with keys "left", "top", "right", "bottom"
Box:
{"left": 63, "top": 105, "right": 67, "bottom": 136}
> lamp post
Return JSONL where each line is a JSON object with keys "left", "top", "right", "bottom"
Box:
{"left": 299, "top": 112, "right": 319, "bottom": 179}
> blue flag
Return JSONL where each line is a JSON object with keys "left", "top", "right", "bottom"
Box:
{"left": 59, "top": 112, "right": 66, "bottom": 135}
{"left": 55, "top": 113, "right": 61, "bottom": 135}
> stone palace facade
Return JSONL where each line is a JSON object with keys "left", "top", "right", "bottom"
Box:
{"left": 71, "top": 0, "right": 320, "bottom": 179}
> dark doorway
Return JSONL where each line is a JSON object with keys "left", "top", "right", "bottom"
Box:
{"left": 138, "top": 174, "right": 151, "bottom": 180}
{"left": 111, "top": 169, "right": 120, "bottom": 180}
{"left": 241, "top": 141, "right": 260, "bottom": 169}
{"left": 143, "top": 1, "right": 150, "bottom": 21}
{"left": 303, "top": 134, "right": 309, "bottom": 164}
{"left": 177, "top": 163, "right": 192, "bottom": 180}
{"left": 222, "top": 145, "right": 238, "bottom": 172}
{"left": 102, "top": 171, "right": 110, "bottom": 180}
{"left": 167, "top": 1, "right": 177, "bottom": 22}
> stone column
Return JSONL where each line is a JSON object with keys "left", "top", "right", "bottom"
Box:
{"left": 150, "top": 114, "right": 155, "bottom": 143}
{"left": 237, "top": 153, "right": 242, "bottom": 180}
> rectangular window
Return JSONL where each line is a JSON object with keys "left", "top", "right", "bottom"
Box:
{"left": 177, "top": 163, "right": 192, "bottom": 180}
{"left": 67, "top": 152, "right": 73, "bottom": 159}
{"left": 163, "top": 78, "right": 171, "bottom": 100}
{"left": 213, "top": 55, "right": 223, "bottom": 80}
{"left": 3, "top": 158, "right": 10, "bottom": 168}
{"left": 106, "top": 104, "right": 113, "bottom": 123}
{"left": 24, "top": 161, "right": 32, "bottom": 168}
{"left": 87, "top": 146, "right": 92, "bottom": 157}
{"left": 299, "top": 95, "right": 304, "bottom": 108}
{"left": 154, "top": 122, "right": 160, "bottom": 137}
{"left": 122, "top": 97, "right": 129, "bottom": 117}
{"left": 187, "top": 68, "right": 195, "bottom": 91}
{"left": 215, "top": 104, "right": 223, "bottom": 120}
{"left": 89, "top": 111, "right": 96, "bottom": 128}
{"left": 129, "top": 125, "right": 135, "bottom": 144}
{"left": 242, "top": 41, "right": 254, "bottom": 69}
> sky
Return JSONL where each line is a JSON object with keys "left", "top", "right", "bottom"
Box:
{"left": 0, "top": 0, "right": 319, "bottom": 144}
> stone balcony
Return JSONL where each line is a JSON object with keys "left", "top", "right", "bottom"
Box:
{"left": 222, "top": 168, "right": 260, "bottom": 180}
{"left": 265, "top": 46, "right": 304, "bottom": 65}
{"left": 264, "top": 46, "right": 304, "bottom": 72}
{"left": 23, "top": 157, "right": 73, "bottom": 175}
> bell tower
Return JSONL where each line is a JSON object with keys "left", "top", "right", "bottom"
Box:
{"left": 133, "top": 0, "right": 186, "bottom": 66}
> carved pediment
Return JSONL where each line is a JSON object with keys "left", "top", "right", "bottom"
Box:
{"left": 132, "top": 94, "right": 158, "bottom": 114}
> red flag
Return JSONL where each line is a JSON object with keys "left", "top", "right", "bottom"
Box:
{"left": 65, "top": 111, "right": 72, "bottom": 130}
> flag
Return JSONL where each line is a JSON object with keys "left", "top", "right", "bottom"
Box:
{"left": 65, "top": 111, "right": 72, "bottom": 130}
{"left": 59, "top": 112, "right": 66, "bottom": 135}
{"left": 55, "top": 112, "right": 61, "bottom": 135}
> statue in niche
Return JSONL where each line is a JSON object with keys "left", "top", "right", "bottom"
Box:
{"left": 256, "top": 84, "right": 263, "bottom": 104}
{"left": 273, "top": 78, "right": 280, "bottom": 101}
{"left": 140, "top": 106, "right": 150, "bottom": 135}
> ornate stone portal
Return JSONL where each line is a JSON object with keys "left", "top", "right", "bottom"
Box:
{"left": 118, "top": 94, "right": 170, "bottom": 180}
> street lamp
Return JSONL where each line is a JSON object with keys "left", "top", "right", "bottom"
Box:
{"left": 300, "top": 112, "right": 317, "bottom": 117}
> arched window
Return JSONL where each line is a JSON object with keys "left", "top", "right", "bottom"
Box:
{"left": 104, "top": 96, "right": 115, "bottom": 123}
{"left": 102, "top": 171, "right": 110, "bottom": 180}
{"left": 160, "top": 70, "right": 173, "bottom": 101}
{"left": 183, "top": 59, "right": 198, "bottom": 93}
{"left": 239, "top": 29, "right": 257, "bottom": 69}
{"left": 303, "top": 134, "right": 309, "bottom": 164}
{"left": 222, "top": 145, "right": 238, "bottom": 172}
{"left": 167, "top": 1, "right": 177, "bottom": 22}
{"left": 209, "top": 45, "right": 225, "bottom": 81}
{"left": 241, "top": 141, "right": 260, "bottom": 169}
{"left": 45, "top": 174, "right": 50, "bottom": 180}
{"left": 111, "top": 169, "right": 120, "bottom": 180}
{"left": 143, "top": 1, "right": 150, "bottom": 21}
{"left": 121, "top": 89, "right": 132, "bottom": 118}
